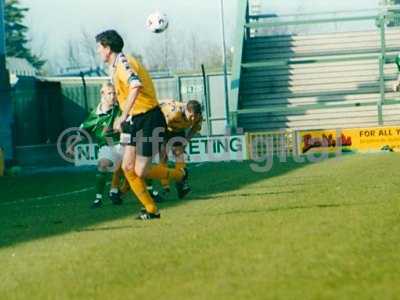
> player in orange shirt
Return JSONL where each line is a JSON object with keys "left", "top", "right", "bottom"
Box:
{"left": 155, "top": 99, "right": 202, "bottom": 198}
{"left": 95, "top": 30, "right": 188, "bottom": 220}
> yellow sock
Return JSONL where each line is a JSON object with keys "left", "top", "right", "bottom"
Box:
{"left": 123, "top": 170, "right": 157, "bottom": 213}
{"left": 159, "top": 163, "right": 169, "bottom": 189}
{"left": 146, "top": 164, "right": 184, "bottom": 182}
{"left": 160, "top": 178, "right": 169, "bottom": 189}
{"left": 120, "top": 178, "right": 131, "bottom": 194}
{"left": 175, "top": 161, "right": 186, "bottom": 170}
{"left": 111, "top": 167, "right": 123, "bottom": 189}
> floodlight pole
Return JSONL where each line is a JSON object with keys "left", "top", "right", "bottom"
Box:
{"left": 0, "top": 0, "right": 14, "bottom": 162}
{"left": 220, "top": 0, "right": 230, "bottom": 129}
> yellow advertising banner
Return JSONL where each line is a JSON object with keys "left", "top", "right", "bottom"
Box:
{"left": 297, "top": 127, "right": 400, "bottom": 154}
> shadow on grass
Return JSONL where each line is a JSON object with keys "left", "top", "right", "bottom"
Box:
{"left": 0, "top": 155, "right": 345, "bottom": 249}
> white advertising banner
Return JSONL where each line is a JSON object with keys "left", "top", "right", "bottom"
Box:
{"left": 74, "top": 135, "right": 247, "bottom": 166}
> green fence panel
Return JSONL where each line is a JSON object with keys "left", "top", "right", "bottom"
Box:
{"left": 11, "top": 77, "right": 40, "bottom": 146}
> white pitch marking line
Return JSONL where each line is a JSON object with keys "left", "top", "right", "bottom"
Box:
{"left": 0, "top": 187, "right": 94, "bottom": 207}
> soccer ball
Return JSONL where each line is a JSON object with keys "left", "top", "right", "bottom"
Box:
{"left": 146, "top": 12, "right": 169, "bottom": 33}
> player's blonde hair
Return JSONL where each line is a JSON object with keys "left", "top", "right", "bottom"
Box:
{"left": 101, "top": 81, "right": 115, "bottom": 90}
{"left": 100, "top": 82, "right": 116, "bottom": 103}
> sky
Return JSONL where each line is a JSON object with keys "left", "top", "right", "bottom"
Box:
{"left": 18, "top": 0, "right": 380, "bottom": 72}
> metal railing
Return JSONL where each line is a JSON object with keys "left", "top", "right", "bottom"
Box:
{"left": 10, "top": 72, "right": 231, "bottom": 147}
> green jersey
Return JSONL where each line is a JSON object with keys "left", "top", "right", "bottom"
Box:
{"left": 80, "top": 104, "right": 120, "bottom": 147}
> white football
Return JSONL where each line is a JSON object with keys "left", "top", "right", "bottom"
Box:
{"left": 146, "top": 12, "right": 169, "bottom": 33}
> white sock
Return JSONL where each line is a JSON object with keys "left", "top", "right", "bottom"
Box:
{"left": 110, "top": 188, "right": 118, "bottom": 194}
{"left": 96, "top": 194, "right": 102, "bottom": 199}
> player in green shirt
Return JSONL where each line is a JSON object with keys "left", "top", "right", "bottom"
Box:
{"left": 67, "top": 82, "right": 127, "bottom": 207}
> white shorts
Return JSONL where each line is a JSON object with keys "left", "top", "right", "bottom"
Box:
{"left": 98, "top": 144, "right": 124, "bottom": 172}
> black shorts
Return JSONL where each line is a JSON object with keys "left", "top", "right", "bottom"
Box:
{"left": 165, "top": 130, "right": 186, "bottom": 148}
{"left": 120, "top": 106, "right": 167, "bottom": 157}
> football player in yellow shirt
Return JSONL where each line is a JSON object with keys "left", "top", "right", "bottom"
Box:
{"left": 95, "top": 30, "right": 187, "bottom": 220}
{"left": 156, "top": 99, "right": 202, "bottom": 198}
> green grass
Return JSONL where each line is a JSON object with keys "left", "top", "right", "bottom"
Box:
{"left": 1, "top": 153, "right": 400, "bottom": 299}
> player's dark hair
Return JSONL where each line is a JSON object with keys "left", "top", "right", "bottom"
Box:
{"left": 95, "top": 30, "right": 124, "bottom": 53}
{"left": 187, "top": 100, "right": 202, "bottom": 115}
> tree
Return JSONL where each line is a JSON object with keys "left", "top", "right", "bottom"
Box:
{"left": 65, "top": 39, "right": 82, "bottom": 69}
{"left": 5, "top": 0, "right": 45, "bottom": 69}
{"left": 60, "top": 29, "right": 105, "bottom": 75}
{"left": 144, "top": 32, "right": 178, "bottom": 71}
{"left": 188, "top": 32, "right": 200, "bottom": 70}
{"left": 80, "top": 28, "right": 102, "bottom": 69}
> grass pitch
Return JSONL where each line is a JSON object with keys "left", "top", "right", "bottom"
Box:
{"left": 1, "top": 153, "right": 399, "bottom": 299}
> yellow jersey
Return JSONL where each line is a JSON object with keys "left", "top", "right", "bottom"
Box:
{"left": 160, "top": 99, "right": 202, "bottom": 133}
{"left": 111, "top": 53, "right": 158, "bottom": 116}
